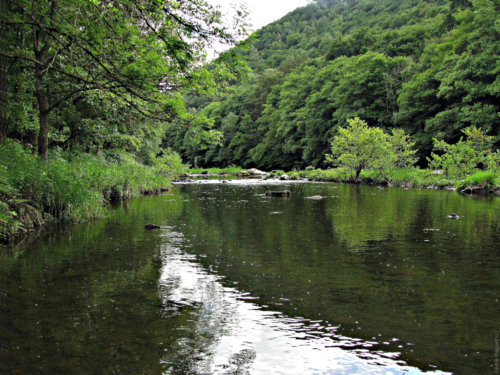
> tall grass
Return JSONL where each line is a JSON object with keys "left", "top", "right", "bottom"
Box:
{"left": 0, "top": 140, "right": 175, "bottom": 238}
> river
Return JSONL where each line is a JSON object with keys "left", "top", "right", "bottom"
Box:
{"left": 0, "top": 179, "right": 499, "bottom": 374}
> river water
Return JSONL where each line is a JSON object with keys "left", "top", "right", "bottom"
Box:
{"left": 0, "top": 179, "right": 499, "bottom": 374}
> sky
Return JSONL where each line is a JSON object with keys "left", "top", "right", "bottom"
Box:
{"left": 206, "top": 0, "right": 312, "bottom": 32}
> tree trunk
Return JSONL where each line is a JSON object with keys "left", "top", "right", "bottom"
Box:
{"left": 37, "top": 102, "right": 50, "bottom": 158}
{"left": 355, "top": 168, "right": 362, "bottom": 180}
{"left": 0, "top": 61, "right": 6, "bottom": 145}
{"left": 34, "top": 34, "right": 51, "bottom": 159}
{"left": 29, "top": 129, "right": 38, "bottom": 155}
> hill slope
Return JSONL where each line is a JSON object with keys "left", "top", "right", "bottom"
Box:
{"left": 165, "top": 0, "right": 500, "bottom": 170}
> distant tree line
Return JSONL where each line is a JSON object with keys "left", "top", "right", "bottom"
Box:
{"left": 164, "top": 0, "right": 500, "bottom": 171}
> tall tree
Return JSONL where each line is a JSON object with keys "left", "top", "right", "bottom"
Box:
{"left": 0, "top": 0, "right": 250, "bottom": 157}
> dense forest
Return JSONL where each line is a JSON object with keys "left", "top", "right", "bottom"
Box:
{"left": 165, "top": 0, "right": 500, "bottom": 170}
{"left": 0, "top": 0, "right": 250, "bottom": 237}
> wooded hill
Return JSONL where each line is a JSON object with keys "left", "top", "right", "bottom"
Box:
{"left": 165, "top": 0, "right": 500, "bottom": 170}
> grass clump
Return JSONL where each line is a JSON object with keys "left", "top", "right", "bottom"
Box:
{"left": 456, "top": 171, "right": 498, "bottom": 192}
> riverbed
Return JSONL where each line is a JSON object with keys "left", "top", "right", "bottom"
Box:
{"left": 0, "top": 179, "right": 498, "bottom": 374}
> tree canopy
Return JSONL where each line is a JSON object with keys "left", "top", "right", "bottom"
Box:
{"left": 164, "top": 0, "right": 500, "bottom": 171}
{"left": 0, "top": 0, "right": 251, "bottom": 157}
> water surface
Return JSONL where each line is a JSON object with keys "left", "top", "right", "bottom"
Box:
{"left": 0, "top": 180, "right": 498, "bottom": 374}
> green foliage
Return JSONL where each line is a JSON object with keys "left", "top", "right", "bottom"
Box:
{"left": 164, "top": 0, "right": 500, "bottom": 173}
{"left": 154, "top": 149, "right": 186, "bottom": 180}
{"left": 456, "top": 170, "right": 497, "bottom": 191}
{"left": 189, "top": 167, "right": 244, "bottom": 175}
{"left": 326, "top": 118, "right": 396, "bottom": 179}
{"left": 427, "top": 127, "right": 496, "bottom": 178}
{"left": 391, "top": 129, "right": 419, "bottom": 168}
{"left": 0, "top": 138, "right": 179, "bottom": 238}
{"left": 1, "top": 0, "right": 251, "bottom": 157}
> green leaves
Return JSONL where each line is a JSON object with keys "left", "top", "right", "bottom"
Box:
{"left": 326, "top": 118, "right": 398, "bottom": 179}
{"left": 427, "top": 126, "right": 497, "bottom": 178}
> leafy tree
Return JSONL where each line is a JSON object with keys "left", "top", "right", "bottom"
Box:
{"left": 0, "top": 0, "right": 251, "bottom": 158}
{"left": 326, "top": 117, "right": 395, "bottom": 179}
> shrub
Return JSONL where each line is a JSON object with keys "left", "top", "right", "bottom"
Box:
{"left": 428, "top": 127, "right": 496, "bottom": 178}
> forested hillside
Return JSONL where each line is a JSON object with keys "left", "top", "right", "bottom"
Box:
{"left": 165, "top": 0, "right": 500, "bottom": 170}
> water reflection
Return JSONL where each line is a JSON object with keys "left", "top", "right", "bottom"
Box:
{"left": 157, "top": 228, "right": 449, "bottom": 374}
{"left": 0, "top": 181, "right": 498, "bottom": 374}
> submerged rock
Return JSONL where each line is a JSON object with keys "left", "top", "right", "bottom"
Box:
{"left": 145, "top": 224, "right": 161, "bottom": 229}
{"left": 447, "top": 213, "right": 460, "bottom": 220}
{"left": 266, "top": 190, "right": 291, "bottom": 197}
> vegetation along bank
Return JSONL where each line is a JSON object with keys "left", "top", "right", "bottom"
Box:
{"left": 4, "top": 0, "right": 500, "bottom": 238}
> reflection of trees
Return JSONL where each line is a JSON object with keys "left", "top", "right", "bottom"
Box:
{"left": 0, "top": 194, "right": 190, "bottom": 374}
{"left": 176, "top": 183, "right": 500, "bottom": 374}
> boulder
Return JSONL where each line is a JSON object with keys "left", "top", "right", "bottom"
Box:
{"left": 238, "top": 171, "right": 250, "bottom": 177}
{"left": 266, "top": 190, "right": 291, "bottom": 197}
{"left": 447, "top": 213, "right": 460, "bottom": 220}
{"left": 200, "top": 171, "right": 210, "bottom": 175}
{"left": 279, "top": 174, "right": 290, "bottom": 181}
{"left": 145, "top": 224, "right": 161, "bottom": 229}
{"left": 247, "top": 168, "right": 268, "bottom": 176}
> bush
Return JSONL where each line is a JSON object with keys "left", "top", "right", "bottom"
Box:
{"left": 428, "top": 127, "right": 496, "bottom": 178}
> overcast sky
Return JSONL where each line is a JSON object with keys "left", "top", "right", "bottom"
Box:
{"left": 207, "top": 0, "right": 312, "bottom": 32}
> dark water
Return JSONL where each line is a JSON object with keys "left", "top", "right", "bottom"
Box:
{"left": 1, "top": 180, "right": 499, "bottom": 374}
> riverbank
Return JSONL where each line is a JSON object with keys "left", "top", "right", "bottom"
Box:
{"left": 186, "top": 166, "right": 500, "bottom": 194}
{"left": 0, "top": 141, "right": 177, "bottom": 241}
{"left": 272, "top": 168, "right": 500, "bottom": 194}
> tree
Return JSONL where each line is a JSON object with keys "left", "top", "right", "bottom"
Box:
{"left": 390, "top": 128, "right": 418, "bottom": 168}
{"left": 326, "top": 117, "right": 395, "bottom": 179}
{"left": 0, "top": 0, "right": 251, "bottom": 158}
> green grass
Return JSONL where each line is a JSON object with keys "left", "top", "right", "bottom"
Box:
{"left": 0, "top": 140, "right": 176, "bottom": 239}
{"left": 456, "top": 171, "right": 498, "bottom": 192}
{"left": 189, "top": 167, "right": 244, "bottom": 175}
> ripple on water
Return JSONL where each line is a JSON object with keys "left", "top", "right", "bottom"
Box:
{"left": 157, "top": 230, "right": 451, "bottom": 375}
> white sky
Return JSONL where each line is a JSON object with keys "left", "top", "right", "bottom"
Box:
{"left": 207, "top": 0, "right": 312, "bottom": 32}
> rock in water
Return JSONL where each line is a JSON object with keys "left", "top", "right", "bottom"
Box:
{"left": 447, "top": 213, "right": 460, "bottom": 220}
{"left": 279, "top": 174, "right": 290, "bottom": 181}
{"left": 265, "top": 190, "right": 291, "bottom": 197}
{"left": 145, "top": 224, "right": 161, "bottom": 229}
